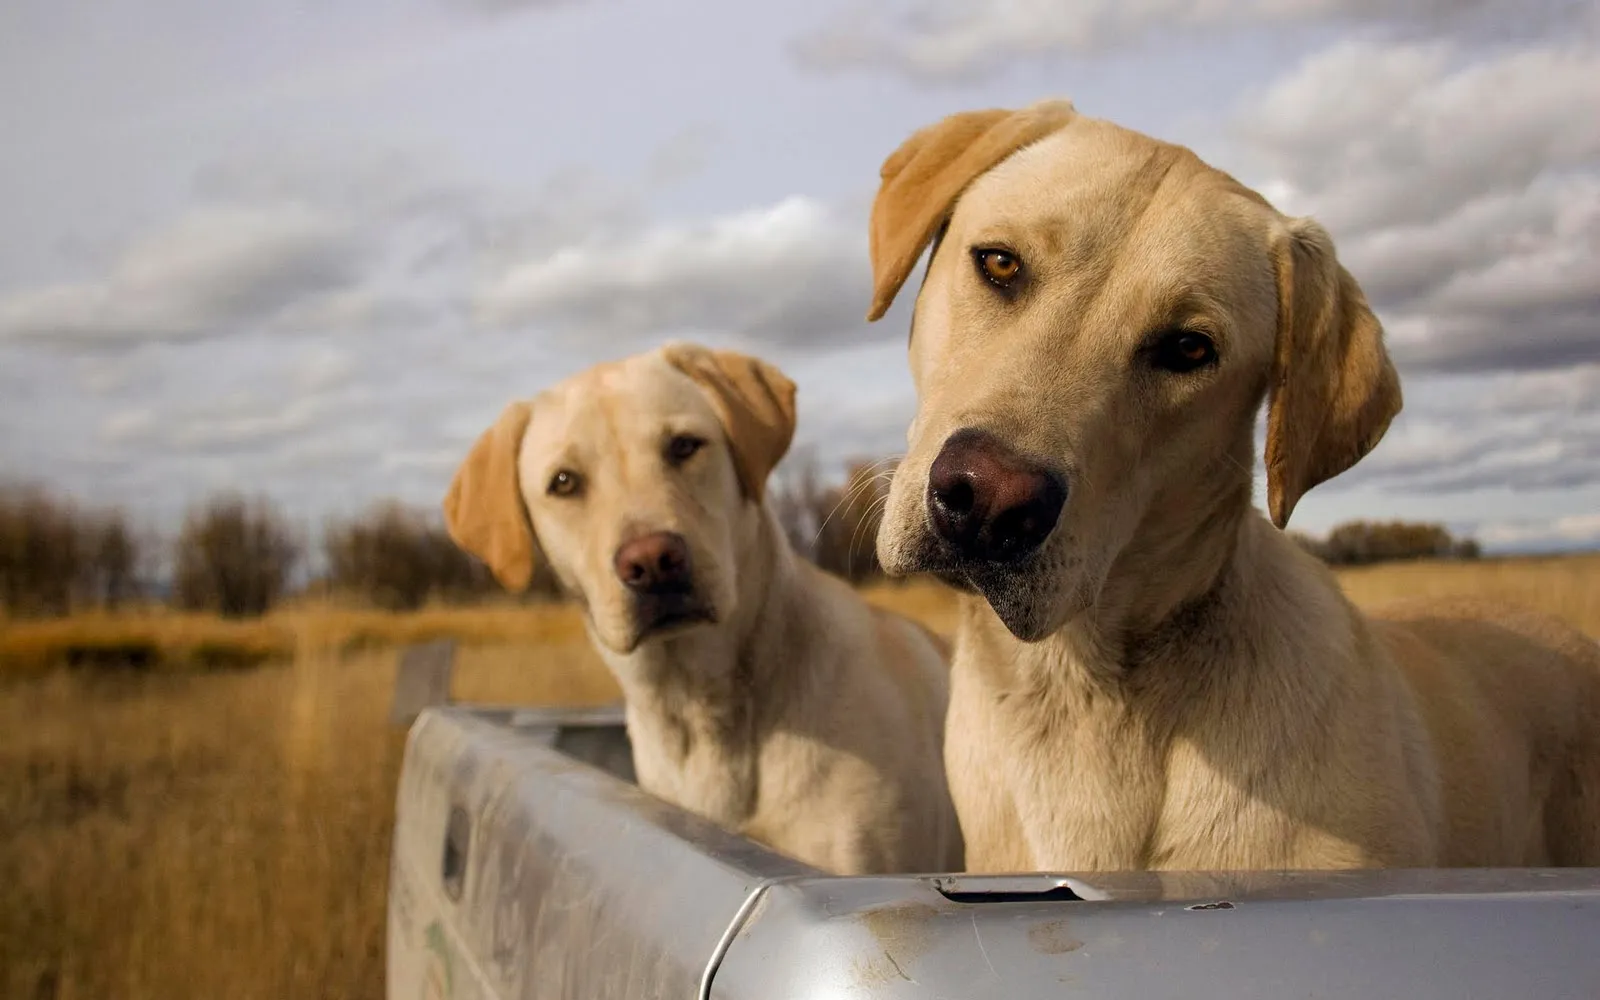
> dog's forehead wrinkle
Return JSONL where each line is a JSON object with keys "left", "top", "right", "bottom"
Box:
{"left": 524, "top": 371, "right": 718, "bottom": 518}
{"left": 995, "top": 140, "right": 1231, "bottom": 281}
{"left": 646, "top": 358, "right": 728, "bottom": 424}
{"left": 522, "top": 393, "right": 588, "bottom": 472}
{"left": 579, "top": 362, "right": 719, "bottom": 444}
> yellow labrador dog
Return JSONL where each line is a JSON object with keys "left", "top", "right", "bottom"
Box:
{"left": 442, "top": 341, "right": 963, "bottom": 876}
{"left": 867, "top": 99, "right": 1600, "bottom": 872}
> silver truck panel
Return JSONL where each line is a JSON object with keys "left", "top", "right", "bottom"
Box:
{"left": 716, "top": 869, "right": 1600, "bottom": 998}
{"left": 387, "top": 705, "right": 815, "bottom": 1000}
{"left": 388, "top": 704, "right": 1600, "bottom": 1000}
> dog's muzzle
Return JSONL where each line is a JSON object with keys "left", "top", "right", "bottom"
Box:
{"left": 613, "top": 531, "right": 716, "bottom": 643}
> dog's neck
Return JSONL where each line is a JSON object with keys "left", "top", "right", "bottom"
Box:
{"left": 595, "top": 503, "right": 806, "bottom": 823}
{"left": 1055, "top": 438, "right": 1259, "bottom": 680}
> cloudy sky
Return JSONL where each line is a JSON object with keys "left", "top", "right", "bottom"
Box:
{"left": 2, "top": 0, "right": 1597, "bottom": 552}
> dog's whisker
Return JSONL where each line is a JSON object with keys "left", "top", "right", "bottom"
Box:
{"left": 814, "top": 464, "right": 899, "bottom": 546}
{"left": 847, "top": 493, "right": 895, "bottom": 570}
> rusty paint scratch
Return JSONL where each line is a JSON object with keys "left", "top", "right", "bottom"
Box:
{"left": 1028, "top": 918, "right": 1085, "bottom": 955}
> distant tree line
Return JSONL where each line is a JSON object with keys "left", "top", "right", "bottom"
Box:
{"left": 0, "top": 469, "right": 1482, "bottom": 620}
{"left": 320, "top": 500, "right": 562, "bottom": 611}
{"left": 1287, "top": 521, "right": 1481, "bottom": 566}
{"left": 0, "top": 484, "right": 558, "bottom": 620}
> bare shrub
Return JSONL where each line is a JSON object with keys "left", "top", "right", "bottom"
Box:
{"left": 324, "top": 501, "right": 503, "bottom": 611}
{"left": 812, "top": 458, "right": 894, "bottom": 584}
{"left": 770, "top": 446, "right": 830, "bottom": 563}
{"left": 0, "top": 485, "right": 81, "bottom": 616}
{"left": 0, "top": 484, "right": 145, "bottom": 616}
{"left": 82, "top": 513, "right": 143, "bottom": 610}
{"left": 770, "top": 451, "right": 896, "bottom": 584}
{"left": 172, "top": 494, "right": 302, "bottom": 618}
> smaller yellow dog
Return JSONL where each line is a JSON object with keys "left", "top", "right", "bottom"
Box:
{"left": 442, "top": 341, "right": 963, "bottom": 876}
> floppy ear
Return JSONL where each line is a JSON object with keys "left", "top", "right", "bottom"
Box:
{"left": 867, "top": 99, "right": 1078, "bottom": 322}
{"left": 442, "top": 400, "right": 539, "bottom": 592}
{"left": 661, "top": 342, "right": 797, "bottom": 503}
{"left": 1264, "top": 218, "right": 1403, "bottom": 529}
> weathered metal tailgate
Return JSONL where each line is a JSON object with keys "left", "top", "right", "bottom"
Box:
{"left": 386, "top": 704, "right": 815, "bottom": 1000}
{"left": 388, "top": 705, "right": 1600, "bottom": 1000}
{"left": 717, "top": 869, "right": 1600, "bottom": 998}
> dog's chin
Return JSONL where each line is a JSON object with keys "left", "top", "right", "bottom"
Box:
{"left": 931, "top": 569, "right": 980, "bottom": 594}
{"left": 619, "top": 598, "right": 718, "bottom": 654}
{"left": 893, "top": 532, "right": 1061, "bottom": 643}
{"left": 962, "top": 565, "right": 1060, "bottom": 643}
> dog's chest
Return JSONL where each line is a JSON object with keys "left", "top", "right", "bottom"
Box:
{"left": 952, "top": 652, "right": 1268, "bottom": 871}
{"left": 625, "top": 712, "right": 758, "bottom": 829}
{"left": 1006, "top": 699, "right": 1168, "bottom": 870}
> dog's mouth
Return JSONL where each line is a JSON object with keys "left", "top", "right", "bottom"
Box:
{"left": 628, "top": 589, "right": 718, "bottom": 647}
{"left": 909, "top": 536, "right": 1057, "bottom": 642}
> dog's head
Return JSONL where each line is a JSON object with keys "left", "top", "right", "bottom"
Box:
{"left": 442, "top": 342, "right": 796, "bottom": 655}
{"left": 868, "top": 100, "right": 1401, "bottom": 641}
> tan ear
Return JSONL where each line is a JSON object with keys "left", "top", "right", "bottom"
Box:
{"left": 866, "top": 99, "right": 1078, "bottom": 322}
{"left": 442, "top": 400, "right": 538, "bottom": 592}
{"left": 661, "top": 342, "right": 797, "bottom": 502}
{"left": 1264, "top": 218, "right": 1403, "bottom": 529}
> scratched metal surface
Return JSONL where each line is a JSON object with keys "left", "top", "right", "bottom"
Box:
{"left": 388, "top": 705, "right": 1600, "bottom": 1000}
{"left": 386, "top": 704, "right": 817, "bottom": 1000}
{"left": 713, "top": 868, "right": 1600, "bottom": 998}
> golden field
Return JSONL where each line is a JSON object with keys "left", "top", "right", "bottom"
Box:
{"left": 3, "top": 556, "right": 1598, "bottom": 1000}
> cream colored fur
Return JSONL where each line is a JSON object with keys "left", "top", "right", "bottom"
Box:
{"left": 443, "top": 342, "right": 963, "bottom": 876}
{"left": 868, "top": 99, "right": 1600, "bottom": 871}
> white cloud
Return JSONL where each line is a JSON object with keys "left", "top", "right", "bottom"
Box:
{"left": 1477, "top": 513, "right": 1600, "bottom": 551}
{"left": 1236, "top": 40, "right": 1600, "bottom": 234}
{"left": 1316, "top": 365, "right": 1600, "bottom": 497}
{"left": 0, "top": 146, "right": 625, "bottom": 350}
{"left": 474, "top": 196, "right": 873, "bottom": 346}
{"left": 379, "top": 448, "right": 462, "bottom": 476}
{"left": 167, "top": 400, "right": 325, "bottom": 453}
{"left": 1484, "top": 364, "right": 1600, "bottom": 415}
{"left": 1228, "top": 36, "right": 1600, "bottom": 374}
{"left": 100, "top": 408, "right": 157, "bottom": 446}
{"left": 443, "top": 0, "right": 586, "bottom": 13}
{"left": 270, "top": 287, "right": 433, "bottom": 336}
{"left": 292, "top": 345, "right": 358, "bottom": 393}
{"left": 75, "top": 355, "right": 147, "bottom": 395}
{"left": 790, "top": 0, "right": 1591, "bottom": 82}
{"left": 0, "top": 204, "right": 362, "bottom": 346}
{"left": 189, "top": 145, "right": 479, "bottom": 228}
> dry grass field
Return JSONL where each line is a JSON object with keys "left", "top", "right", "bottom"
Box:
{"left": 3, "top": 556, "right": 1598, "bottom": 1000}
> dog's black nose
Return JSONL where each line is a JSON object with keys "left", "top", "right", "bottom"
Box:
{"left": 614, "top": 532, "right": 693, "bottom": 594}
{"left": 927, "top": 428, "right": 1066, "bottom": 563}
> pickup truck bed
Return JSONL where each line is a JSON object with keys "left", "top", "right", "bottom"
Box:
{"left": 387, "top": 704, "right": 1600, "bottom": 999}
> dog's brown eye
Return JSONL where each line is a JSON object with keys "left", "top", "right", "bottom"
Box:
{"left": 548, "top": 469, "right": 582, "bottom": 497}
{"left": 1150, "top": 331, "right": 1218, "bottom": 373}
{"left": 666, "top": 434, "right": 704, "bottom": 465}
{"left": 974, "top": 248, "right": 1023, "bottom": 288}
